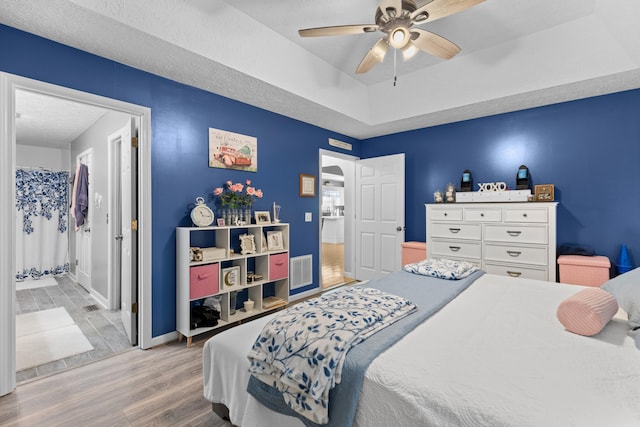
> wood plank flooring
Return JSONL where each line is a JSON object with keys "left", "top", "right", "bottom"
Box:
{"left": 0, "top": 341, "right": 232, "bottom": 427}
{"left": 321, "top": 243, "right": 351, "bottom": 289}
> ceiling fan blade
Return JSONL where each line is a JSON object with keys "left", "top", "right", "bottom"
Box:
{"left": 299, "top": 24, "right": 378, "bottom": 37}
{"left": 356, "top": 38, "right": 388, "bottom": 74}
{"left": 411, "top": 28, "right": 461, "bottom": 60}
{"left": 412, "top": 0, "right": 484, "bottom": 23}
{"left": 378, "top": 0, "right": 403, "bottom": 20}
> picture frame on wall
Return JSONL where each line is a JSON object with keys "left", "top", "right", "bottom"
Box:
{"left": 267, "top": 231, "right": 284, "bottom": 251}
{"left": 254, "top": 210, "right": 271, "bottom": 224}
{"left": 299, "top": 174, "right": 316, "bottom": 197}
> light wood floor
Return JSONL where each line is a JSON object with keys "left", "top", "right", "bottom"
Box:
{"left": 0, "top": 340, "right": 232, "bottom": 427}
{"left": 321, "top": 243, "right": 352, "bottom": 289}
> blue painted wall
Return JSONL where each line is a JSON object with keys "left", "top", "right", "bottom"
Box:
{"left": 361, "top": 91, "right": 640, "bottom": 270}
{"left": 0, "top": 25, "right": 359, "bottom": 337}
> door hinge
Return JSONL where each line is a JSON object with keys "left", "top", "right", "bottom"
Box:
{"left": 131, "top": 219, "right": 138, "bottom": 231}
{"left": 131, "top": 137, "right": 138, "bottom": 148}
{"left": 131, "top": 302, "right": 138, "bottom": 314}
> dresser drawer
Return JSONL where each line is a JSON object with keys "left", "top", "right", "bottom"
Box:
{"left": 504, "top": 208, "right": 547, "bottom": 223}
{"left": 430, "top": 208, "right": 462, "bottom": 221}
{"left": 431, "top": 240, "right": 481, "bottom": 260}
{"left": 484, "top": 225, "right": 548, "bottom": 245}
{"left": 484, "top": 244, "right": 548, "bottom": 266}
{"left": 430, "top": 223, "right": 481, "bottom": 240}
{"left": 463, "top": 208, "right": 501, "bottom": 222}
{"left": 484, "top": 263, "right": 548, "bottom": 281}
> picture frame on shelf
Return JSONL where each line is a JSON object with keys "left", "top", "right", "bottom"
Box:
{"left": 239, "top": 233, "right": 256, "bottom": 255}
{"left": 534, "top": 184, "right": 554, "bottom": 201}
{"left": 255, "top": 210, "right": 271, "bottom": 224}
{"left": 216, "top": 218, "right": 225, "bottom": 226}
{"left": 299, "top": 174, "right": 316, "bottom": 197}
{"left": 221, "top": 266, "right": 240, "bottom": 291}
{"left": 267, "top": 230, "right": 284, "bottom": 251}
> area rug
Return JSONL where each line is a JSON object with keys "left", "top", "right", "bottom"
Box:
{"left": 16, "top": 307, "right": 94, "bottom": 371}
{"left": 16, "top": 276, "right": 58, "bottom": 291}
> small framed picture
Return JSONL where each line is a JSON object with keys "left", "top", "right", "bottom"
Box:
{"left": 254, "top": 210, "right": 271, "bottom": 224}
{"left": 299, "top": 174, "right": 316, "bottom": 197}
{"left": 267, "top": 231, "right": 284, "bottom": 251}
{"left": 221, "top": 266, "right": 240, "bottom": 290}
{"left": 239, "top": 233, "right": 256, "bottom": 255}
{"left": 534, "top": 184, "right": 554, "bottom": 202}
{"left": 216, "top": 218, "right": 225, "bottom": 226}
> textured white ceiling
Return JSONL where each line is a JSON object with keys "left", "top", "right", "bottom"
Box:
{"left": 2, "top": 0, "right": 640, "bottom": 139}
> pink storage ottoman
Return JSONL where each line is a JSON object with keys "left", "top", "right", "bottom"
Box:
{"left": 558, "top": 255, "right": 611, "bottom": 287}
{"left": 402, "top": 241, "right": 427, "bottom": 266}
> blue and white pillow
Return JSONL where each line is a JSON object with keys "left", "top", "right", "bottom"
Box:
{"left": 404, "top": 258, "right": 479, "bottom": 280}
{"left": 601, "top": 267, "right": 640, "bottom": 331}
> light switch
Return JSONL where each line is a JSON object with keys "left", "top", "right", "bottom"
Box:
{"left": 305, "top": 212, "right": 312, "bottom": 222}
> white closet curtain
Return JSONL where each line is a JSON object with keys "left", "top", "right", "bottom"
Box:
{"left": 15, "top": 168, "right": 70, "bottom": 280}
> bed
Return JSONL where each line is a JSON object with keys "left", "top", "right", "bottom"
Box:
{"left": 203, "top": 268, "right": 640, "bottom": 427}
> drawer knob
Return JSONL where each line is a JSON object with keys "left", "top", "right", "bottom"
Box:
{"left": 480, "top": 213, "right": 484, "bottom": 217}
{"left": 507, "top": 230, "right": 522, "bottom": 237}
{"left": 523, "top": 213, "right": 528, "bottom": 217}
{"left": 507, "top": 271, "right": 522, "bottom": 277}
{"left": 449, "top": 246, "right": 461, "bottom": 252}
{"left": 449, "top": 228, "right": 461, "bottom": 233}
{"left": 507, "top": 250, "right": 522, "bottom": 257}
{"left": 444, "top": 213, "right": 448, "bottom": 216}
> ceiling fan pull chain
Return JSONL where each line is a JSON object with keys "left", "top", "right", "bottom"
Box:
{"left": 393, "top": 48, "right": 397, "bottom": 86}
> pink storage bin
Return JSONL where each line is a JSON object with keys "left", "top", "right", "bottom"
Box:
{"left": 402, "top": 241, "right": 427, "bottom": 266}
{"left": 269, "top": 253, "right": 289, "bottom": 281}
{"left": 558, "top": 255, "right": 610, "bottom": 287}
{"left": 190, "top": 263, "right": 219, "bottom": 299}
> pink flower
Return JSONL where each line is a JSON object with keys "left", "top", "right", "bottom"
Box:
{"left": 213, "top": 187, "right": 223, "bottom": 195}
{"left": 255, "top": 189, "right": 263, "bottom": 198}
{"left": 246, "top": 179, "right": 251, "bottom": 185}
{"left": 246, "top": 186, "right": 256, "bottom": 196}
{"left": 226, "top": 180, "right": 232, "bottom": 187}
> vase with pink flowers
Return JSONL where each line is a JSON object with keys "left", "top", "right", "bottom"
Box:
{"left": 213, "top": 180, "right": 263, "bottom": 225}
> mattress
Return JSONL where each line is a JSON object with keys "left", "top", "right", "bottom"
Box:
{"left": 203, "top": 274, "right": 640, "bottom": 426}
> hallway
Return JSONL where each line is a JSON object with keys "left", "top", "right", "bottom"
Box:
{"left": 16, "top": 275, "right": 132, "bottom": 383}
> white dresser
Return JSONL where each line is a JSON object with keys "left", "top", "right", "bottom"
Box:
{"left": 426, "top": 202, "right": 557, "bottom": 281}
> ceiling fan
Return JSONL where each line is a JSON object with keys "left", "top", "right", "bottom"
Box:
{"left": 299, "top": 0, "right": 485, "bottom": 74}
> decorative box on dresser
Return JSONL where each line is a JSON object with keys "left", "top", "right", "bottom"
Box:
{"left": 426, "top": 203, "right": 557, "bottom": 281}
{"left": 176, "top": 223, "right": 289, "bottom": 347}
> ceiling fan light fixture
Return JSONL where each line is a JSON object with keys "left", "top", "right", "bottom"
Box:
{"left": 413, "top": 12, "right": 428, "bottom": 22}
{"left": 389, "top": 27, "right": 409, "bottom": 49}
{"left": 401, "top": 42, "right": 419, "bottom": 60}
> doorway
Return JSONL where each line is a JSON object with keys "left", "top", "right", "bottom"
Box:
{"left": 319, "top": 150, "right": 356, "bottom": 289}
{"left": 1, "top": 73, "right": 153, "bottom": 397}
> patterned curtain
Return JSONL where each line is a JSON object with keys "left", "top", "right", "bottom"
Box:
{"left": 15, "top": 168, "right": 70, "bottom": 280}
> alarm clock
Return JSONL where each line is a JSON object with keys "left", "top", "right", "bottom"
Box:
{"left": 190, "top": 197, "right": 214, "bottom": 227}
{"left": 516, "top": 165, "right": 530, "bottom": 190}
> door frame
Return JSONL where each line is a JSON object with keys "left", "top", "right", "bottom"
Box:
{"left": 0, "top": 72, "right": 153, "bottom": 396}
{"left": 318, "top": 149, "right": 358, "bottom": 285}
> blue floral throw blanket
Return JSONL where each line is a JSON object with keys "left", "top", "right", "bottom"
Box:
{"left": 247, "top": 286, "right": 417, "bottom": 424}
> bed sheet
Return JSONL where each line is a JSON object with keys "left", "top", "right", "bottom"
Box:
{"left": 203, "top": 274, "right": 640, "bottom": 427}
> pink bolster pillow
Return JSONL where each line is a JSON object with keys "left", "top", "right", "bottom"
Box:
{"left": 557, "top": 288, "right": 618, "bottom": 336}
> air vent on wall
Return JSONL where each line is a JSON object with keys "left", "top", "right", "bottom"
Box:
{"left": 290, "top": 255, "right": 312, "bottom": 290}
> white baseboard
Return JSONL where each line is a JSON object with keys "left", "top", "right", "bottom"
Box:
{"left": 149, "top": 331, "right": 179, "bottom": 348}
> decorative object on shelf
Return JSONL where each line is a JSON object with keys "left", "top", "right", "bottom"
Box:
{"left": 243, "top": 299, "right": 255, "bottom": 313}
{"left": 434, "top": 190, "right": 444, "bottom": 203}
{"left": 229, "top": 291, "right": 238, "bottom": 315}
{"left": 273, "top": 201, "right": 281, "bottom": 223}
{"left": 222, "top": 266, "right": 240, "bottom": 291}
{"left": 213, "top": 180, "right": 264, "bottom": 225}
{"left": 247, "top": 272, "right": 263, "bottom": 283}
{"left": 190, "top": 197, "right": 214, "bottom": 227}
{"left": 240, "top": 233, "right": 256, "bottom": 255}
{"left": 299, "top": 173, "right": 316, "bottom": 197}
{"left": 477, "top": 182, "right": 508, "bottom": 192}
{"left": 201, "top": 247, "right": 226, "bottom": 261}
{"left": 263, "top": 296, "right": 286, "bottom": 309}
{"left": 267, "top": 230, "right": 284, "bottom": 251}
{"left": 445, "top": 183, "right": 456, "bottom": 203}
{"left": 255, "top": 210, "right": 271, "bottom": 224}
{"left": 534, "top": 184, "right": 554, "bottom": 201}
{"left": 516, "top": 165, "right": 531, "bottom": 190}
{"left": 190, "top": 247, "right": 203, "bottom": 262}
{"left": 217, "top": 218, "right": 225, "bottom": 226}
{"left": 460, "top": 169, "right": 473, "bottom": 192}
{"left": 209, "top": 127, "right": 258, "bottom": 172}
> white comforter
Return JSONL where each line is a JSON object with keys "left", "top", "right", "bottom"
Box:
{"left": 203, "top": 274, "right": 640, "bottom": 427}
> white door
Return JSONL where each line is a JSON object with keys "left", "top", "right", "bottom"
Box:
{"left": 111, "top": 119, "right": 137, "bottom": 346}
{"left": 75, "top": 150, "right": 92, "bottom": 291}
{"left": 355, "top": 154, "right": 405, "bottom": 281}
